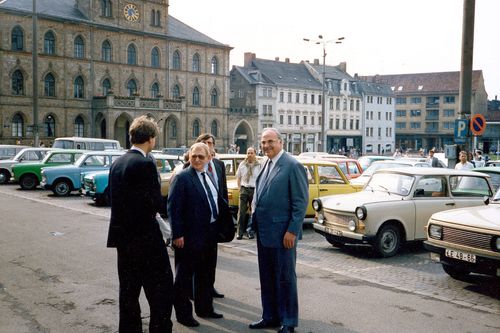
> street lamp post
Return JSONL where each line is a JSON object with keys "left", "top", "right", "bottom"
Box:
{"left": 303, "top": 35, "right": 344, "bottom": 152}
{"left": 32, "top": 0, "right": 39, "bottom": 146}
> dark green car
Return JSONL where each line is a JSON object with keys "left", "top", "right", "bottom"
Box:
{"left": 12, "top": 149, "right": 86, "bottom": 190}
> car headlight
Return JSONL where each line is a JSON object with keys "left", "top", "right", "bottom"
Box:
{"left": 428, "top": 224, "right": 443, "bottom": 240}
{"left": 493, "top": 237, "right": 500, "bottom": 252}
{"left": 355, "top": 206, "right": 367, "bottom": 220}
{"left": 348, "top": 219, "right": 356, "bottom": 231}
{"left": 316, "top": 212, "right": 324, "bottom": 224}
{"left": 312, "top": 199, "right": 322, "bottom": 212}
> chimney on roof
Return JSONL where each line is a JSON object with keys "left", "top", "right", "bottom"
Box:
{"left": 244, "top": 52, "right": 256, "bottom": 67}
{"left": 373, "top": 74, "right": 380, "bottom": 83}
{"left": 314, "top": 59, "right": 319, "bottom": 65}
{"left": 354, "top": 73, "right": 359, "bottom": 79}
{"left": 285, "top": 58, "right": 290, "bottom": 63}
{"left": 338, "top": 62, "right": 347, "bottom": 72}
{"left": 275, "top": 57, "right": 280, "bottom": 61}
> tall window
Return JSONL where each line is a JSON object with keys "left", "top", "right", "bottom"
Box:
{"left": 12, "top": 70, "right": 24, "bottom": 95}
{"left": 44, "top": 31, "right": 55, "bottom": 55}
{"left": 102, "top": 40, "right": 112, "bottom": 62}
{"left": 172, "top": 85, "right": 180, "bottom": 99}
{"left": 11, "top": 26, "right": 24, "bottom": 51}
{"left": 151, "top": 9, "right": 161, "bottom": 26}
{"left": 211, "top": 120, "right": 218, "bottom": 137}
{"left": 192, "top": 53, "right": 200, "bottom": 72}
{"left": 169, "top": 119, "right": 177, "bottom": 138}
{"left": 192, "top": 119, "right": 200, "bottom": 138}
{"left": 102, "top": 78, "right": 111, "bottom": 95}
{"left": 192, "top": 87, "right": 200, "bottom": 106}
{"left": 74, "top": 116, "right": 84, "bottom": 137}
{"left": 74, "top": 36, "right": 85, "bottom": 58}
{"left": 127, "top": 44, "right": 137, "bottom": 65}
{"left": 210, "top": 57, "right": 218, "bottom": 75}
{"left": 12, "top": 114, "right": 24, "bottom": 137}
{"left": 44, "top": 73, "right": 55, "bottom": 97}
{"left": 151, "top": 82, "right": 160, "bottom": 98}
{"left": 151, "top": 47, "right": 160, "bottom": 68}
{"left": 172, "top": 50, "right": 181, "bottom": 70}
{"left": 210, "top": 88, "right": 218, "bottom": 107}
{"left": 101, "top": 0, "right": 112, "bottom": 17}
{"left": 74, "top": 76, "right": 84, "bottom": 98}
{"left": 127, "top": 79, "right": 137, "bottom": 96}
{"left": 44, "top": 115, "right": 55, "bottom": 137}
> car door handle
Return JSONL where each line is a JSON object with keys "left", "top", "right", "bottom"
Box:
{"left": 320, "top": 189, "right": 328, "bottom": 192}
{"left": 445, "top": 202, "right": 455, "bottom": 206}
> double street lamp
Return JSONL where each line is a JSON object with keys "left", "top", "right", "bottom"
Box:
{"left": 303, "top": 35, "right": 344, "bottom": 152}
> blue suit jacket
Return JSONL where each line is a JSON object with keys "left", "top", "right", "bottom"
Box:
{"left": 253, "top": 152, "right": 308, "bottom": 248}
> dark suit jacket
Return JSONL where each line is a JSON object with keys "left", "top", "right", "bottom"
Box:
{"left": 107, "top": 150, "right": 163, "bottom": 248}
{"left": 212, "top": 158, "right": 228, "bottom": 201}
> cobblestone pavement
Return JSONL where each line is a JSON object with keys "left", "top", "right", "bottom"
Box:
{"left": 1, "top": 184, "right": 498, "bottom": 315}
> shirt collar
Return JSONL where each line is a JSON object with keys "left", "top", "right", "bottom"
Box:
{"left": 131, "top": 146, "right": 147, "bottom": 157}
{"left": 269, "top": 149, "right": 285, "bottom": 165}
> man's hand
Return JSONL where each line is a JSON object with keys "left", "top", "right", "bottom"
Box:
{"left": 173, "top": 237, "right": 184, "bottom": 249}
{"left": 283, "top": 231, "right": 296, "bottom": 249}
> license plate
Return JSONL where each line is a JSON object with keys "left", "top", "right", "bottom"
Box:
{"left": 325, "top": 227, "right": 342, "bottom": 237}
{"left": 445, "top": 249, "right": 476, "bottom": 263}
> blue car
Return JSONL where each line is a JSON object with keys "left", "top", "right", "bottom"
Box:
{"left": 41, "top": 151, "right": 124, "bottom": 196}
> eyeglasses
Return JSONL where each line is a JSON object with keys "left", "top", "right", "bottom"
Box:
{"left": 261, "top": 140, "right": 278, "bottom": 146}
{"left": 191, "top": 154, "right": 207, "bottom": 160}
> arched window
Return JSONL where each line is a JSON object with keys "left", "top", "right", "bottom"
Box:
{"left": 172, "top": 85, "right": 180, "bottom": 99}
{"left": 192, "top": 87, "right": 200, "bottom": 106}
{"left": 169, "top": 119, "right": 177, "bottom": 138}
{"left": 192, "top": 119, "right": 200, "bottom": 138}
{"left": 102, "top": 40, "right": 112, "bottom": 62}
{"left": 151, "top": 47, "right": 160, "bottom": 68}
{"left": 210, "top": 56, "right": 218, "bottom": 75}
{"left": 101, "top": 0, "right": 112, "bottom": 17}
{"left": 12, "top": 70, "right": 24, "bottom": 95}
{"left": 11, "top": 114, "right": 24, "bottom": 137}
{"left": 151, "top": 82, "right": 160, "bottom": 98}
{"left": 11, "top": 26, "right": 24, "bottom": 51}
{"left": 74, "top": 35, "right": 85, "bottom": 58}
{"left": 44, "top": 115, "right": 55, "bottom": 137}
{"left": 44, "top": 31, "right": 55, "bottom": 55}
{"left": 102, "top": 78, "right": 111, "bottom": 95}
{"left": 74, "top": 76, "right": 84, "bottom": 98}
{"left": 211, "top": 120, "right": 218, "bottom": 137}
{"left": 192, "top": 53, "right": 200, "bottom": 72}
{"left": 210, "top": 88, "right": 218, "bottom": 107}
{"left": 127, "top": 79, "right": 137, "bottom": 96}
{"left": 44, "top": 73, "right": 55, "bottom": 97}
{"left": 74, "top": 116, "right": 84, "bottom": 137}
{"left": 127, "top": 44, "right": 137, "bottom": 65}
{"left": 172, "top": 50, "right": 181, "bottom": 70}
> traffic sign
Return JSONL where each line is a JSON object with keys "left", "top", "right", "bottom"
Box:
{"left": 470, "top": 114, "right": 486, "bottom": 136}
{"left": 454, "top": 119, "right": 468, "bottom": 144}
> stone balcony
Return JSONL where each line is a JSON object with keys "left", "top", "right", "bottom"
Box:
{"left": 92, "top": 94, "right": 183, "bottom": 111}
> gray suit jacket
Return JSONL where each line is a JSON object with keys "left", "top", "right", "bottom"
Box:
{"left": 252, "top": 152, "right": 308, "bottom": 248}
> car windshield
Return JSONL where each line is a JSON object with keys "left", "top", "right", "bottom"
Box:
{"left": 362, "top": 162, "right": 412, "bottom": 176}
{"left": 493, "top": 188, "right": 500, "bottom": 201}
{"left": 366, "top": 173, "right": 415, "bottom": 196}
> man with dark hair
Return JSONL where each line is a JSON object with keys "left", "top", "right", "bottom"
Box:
{"left": 107, "top": 115, "right": 173, "bottom": 333}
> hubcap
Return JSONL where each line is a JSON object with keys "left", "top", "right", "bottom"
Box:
{"left": 381, "top": 231, "right": 396, "bottom": 252}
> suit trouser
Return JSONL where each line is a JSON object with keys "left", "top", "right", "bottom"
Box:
{"left": 117, "top": 236, "right": 173, "bottom": 333}
{"left": 256, "top": 236, "right": 299, "bottom": 327}
{"left": 237, "top": 186, "right": 255, "bottom": 237}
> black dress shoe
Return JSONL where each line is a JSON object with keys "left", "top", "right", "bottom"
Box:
{"left": 236, "top": 235, "right": 243, "bottom": 240}
{"left": 247, "top": 234, "right": 255, "bottom": 239}
{"left": 177, "top": 317, "right": 200, "bottom": 327}
{"left": 249, "top": 318, "right": 281, "bottom": 329}
{"left": 278, "top": 325, "right": 295, "bottom": 333}
{"left": 212, "top": 288, "right": 224, "bottom": 298}
{"left": 198, "top": 311, "right": 223, "bottom": 319}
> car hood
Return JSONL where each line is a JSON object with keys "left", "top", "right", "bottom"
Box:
{"left": 430, "top": 203, "right": 500, "bottom": 231}
{"left": 0, "top": 159, "right": 17, "bottom": 165}
{"left": 320, "top": 190, "right": 404, "bottom": 212}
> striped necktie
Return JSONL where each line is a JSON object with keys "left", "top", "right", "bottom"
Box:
{"left": 201, "top": 172, "right": 218, "bottom": 220}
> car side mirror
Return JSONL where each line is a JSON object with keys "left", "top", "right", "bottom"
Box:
{"left": 483, "top": 196, "right": 490, "bottom": 205}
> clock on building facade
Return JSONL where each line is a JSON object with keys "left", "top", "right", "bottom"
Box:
{"left": 123, "top": 3, "right": 139, "bottom": 22}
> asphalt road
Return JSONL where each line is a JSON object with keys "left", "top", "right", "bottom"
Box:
{"left": 0, "top": 184, "right": 499, "bottom": 333}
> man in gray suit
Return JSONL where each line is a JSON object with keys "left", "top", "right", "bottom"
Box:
{"left": 249, "top": 128, "right": 308, "bottom": 333}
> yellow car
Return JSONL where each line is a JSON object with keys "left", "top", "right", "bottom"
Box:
{"left": 227, "top": 157, "right": 363, "bottom": 223}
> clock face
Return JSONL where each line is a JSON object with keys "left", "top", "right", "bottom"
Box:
{"left": 124, "top": 3, "right": 139, "bottom": 22}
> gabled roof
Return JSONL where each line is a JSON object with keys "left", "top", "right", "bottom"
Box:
{"left": 232, "top": 66, "right": 275, "bottom": 85}
{"left": 356, "top": 81, "right": 394, "bottom": 96}
{"left": 1, "top": 0, "right": 228, "bottom": 48}
{"left": 309, "top": 64, "right": 353, "bottom": 81}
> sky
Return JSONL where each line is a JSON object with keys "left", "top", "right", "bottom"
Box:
{"left": 169, "top": 0, "right": 499, "bottom": 99}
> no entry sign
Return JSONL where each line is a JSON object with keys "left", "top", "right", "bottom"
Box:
{"left": 470, "top": 114, "right": 486, "bottom": 136}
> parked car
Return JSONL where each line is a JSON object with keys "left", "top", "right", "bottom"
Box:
{"left": 485, "top": 160, "right": 500, "bottom": 167}
{"left": 0, "top": 145, "right": 29, "bottom": 160}
{"left": 424, "top": 187, "right": 500, "bottom": 280}
{"left": 312, "top": 168, "right": 494, "bottom": 257}
{"left": 351, "top": 159, "right": 431, "bottom": 187}
{"left": 472, "top": 166, "right": 500, "bottom": 192}
{"left": 357, "top": 155, "right": 394, "bottom": 170}
{"left": 40, "top": 151, "right": 125, "bottom": 196}
{"left": 320, "top": 157, "right": 363, "bottom": 179}
{"left": 12, "top": 149, "right": 86, "bottom": 190}
{"left": 161, "top": 147, "right": 189, "bottom": 157}
{"left": 52, "top": 137, "right": 121, "bottom": 150}
{"left": 0, "top": 147, "right": 52, "bottom": 184}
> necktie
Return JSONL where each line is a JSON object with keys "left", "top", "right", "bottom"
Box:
{"left": 207, "top": 162, "right": 218, "bottom": 189}
{"left": 202, "top": 172, "right": 218, "bottom": 220}
{"left": 257, "top": 160, "right": 272, "bottom": 198}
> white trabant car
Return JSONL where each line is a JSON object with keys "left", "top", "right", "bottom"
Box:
{"left": 424, "top": 187, "right": 500, "bottom": 280}
{"left": 312, "top": 168, "right": 494, "bottom": 257}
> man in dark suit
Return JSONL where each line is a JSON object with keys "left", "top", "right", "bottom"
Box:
{"left": 168, "top": 142, "right": 225, "bottom": 327}
{"left": 249, "top": 128, "right": 308, "bottom": 333}
{"left": 107, "top": 115, "right": 173, "bottom": 333}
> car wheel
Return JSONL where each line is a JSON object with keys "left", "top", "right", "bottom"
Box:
{"left": 0, "top": 170, "right": 10, "bottom": 184}
{"left": 325, "top": 235, "right": 344, "bottom": 248}
{"left": 53, "top": 179, "right": 71, "bottom": 197}
{"left": 20, "top": 174, "right": 38, "bottom": 190}
{"left": 374, "top": 224, "right": 401, "bottom": 257}
{"left": 442, "top": 264, "right": 471, "bottom": 281}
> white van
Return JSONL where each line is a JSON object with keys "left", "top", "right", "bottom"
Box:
{"left": 52, "top": 137, "right": 121, "bottom": 151}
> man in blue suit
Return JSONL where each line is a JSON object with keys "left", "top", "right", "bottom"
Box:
{"left": 249, "top": 128, "right": 308, "bottom": 333}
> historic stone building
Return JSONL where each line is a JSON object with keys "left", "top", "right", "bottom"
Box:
{"left": 0, "top": 0, "right": 231, "bottom": 150}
